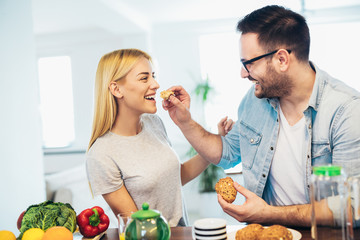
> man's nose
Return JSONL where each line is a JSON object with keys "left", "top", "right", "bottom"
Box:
{"left": 241, "top": 67, "right": 249, "bottom": 79}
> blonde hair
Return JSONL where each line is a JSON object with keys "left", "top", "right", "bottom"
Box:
{"left": 88, "top": 49, "right": 152, "bottom": 150}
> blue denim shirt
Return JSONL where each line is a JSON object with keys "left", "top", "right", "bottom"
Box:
{"left": 219, "top": 63, "right": 360, "bottom": 203}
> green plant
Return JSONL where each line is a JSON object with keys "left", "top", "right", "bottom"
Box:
{"left": 186, "top": 74, "right": 225, "bottom": 193}
{"left": 194, "top": 75, "right": 212, "bottom": 102}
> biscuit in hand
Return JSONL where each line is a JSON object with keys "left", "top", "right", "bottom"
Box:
{"left": 215, "top": 177, "right": 237, "bottom": 203}
{"left": 160, "top": 90, "right": 174, "bottom": 100}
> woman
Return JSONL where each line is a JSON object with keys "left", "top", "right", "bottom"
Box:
{"left": 86, "top": 48, "right": 233, "bottom": 226}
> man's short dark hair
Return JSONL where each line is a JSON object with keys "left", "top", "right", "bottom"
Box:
{"left": 237, "top": 5, "right": 310, "bottom": 62}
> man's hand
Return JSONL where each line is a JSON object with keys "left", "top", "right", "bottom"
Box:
{"left": 162, "top": 85, "right": 191, "bottom": 127}
{"left": 217, "top": 182, "right": 270, "bottom": 223}
{"left": 218, "top": 181, "right": 314, "bottom": 227}
{"left": 162, "top": 85, "right": 223, "bottom": 164}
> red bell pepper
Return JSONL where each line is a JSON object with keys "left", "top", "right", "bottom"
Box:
{"left": 77, "top": 206, "right": 110, "bottom": 238}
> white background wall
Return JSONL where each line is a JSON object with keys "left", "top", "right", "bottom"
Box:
{"left": 0, "top": 0, "right": 45, "bottom": 233}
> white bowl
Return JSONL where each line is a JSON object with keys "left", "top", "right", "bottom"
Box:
{"left": 193, "top": 218, "right": 227, "bottom": 231}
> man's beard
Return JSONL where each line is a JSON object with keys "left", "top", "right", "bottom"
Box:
{"left": 251, "top": 64, "right": 293, "bottom": 99}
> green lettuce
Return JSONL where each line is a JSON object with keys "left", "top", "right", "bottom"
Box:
{"left": 17, "top": 200, "right": 76, "bottom": 240}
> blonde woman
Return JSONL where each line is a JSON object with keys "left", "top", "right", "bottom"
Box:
{"left": 86, "top": 48, "right": 233, "bottom": 226}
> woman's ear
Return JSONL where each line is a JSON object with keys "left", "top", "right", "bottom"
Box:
{"left": 109, "top": 81, "right": 123, "bottom": 98}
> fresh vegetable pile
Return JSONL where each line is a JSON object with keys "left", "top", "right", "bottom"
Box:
{"left": 15, "top": 200, "right": 109, "bottom": 240}
{"left": 17, "top": 200, "right": 77, "bottom": 239}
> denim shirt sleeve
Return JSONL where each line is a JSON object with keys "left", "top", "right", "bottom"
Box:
{"left": 330, "top": 97, "right": 360, "bottom": 176}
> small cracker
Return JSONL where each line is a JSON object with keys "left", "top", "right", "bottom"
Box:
{"left": 160, "top": 90, "right": 174, "bottom": 100}
{"left": 215, "top": 177, "right": 237, "bottom": 203}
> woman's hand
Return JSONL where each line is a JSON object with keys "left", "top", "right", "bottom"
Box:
{"left": 217, "top": 116, "right": 234, "bottom": 136}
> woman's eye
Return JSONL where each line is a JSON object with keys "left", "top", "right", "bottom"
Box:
{"left": 152, "top": 74, "right": 156, "bottom": 79}
{"left": 140, "top": 77, "right": 148, "bottom": 81}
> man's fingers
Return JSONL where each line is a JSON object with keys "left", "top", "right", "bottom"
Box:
{"left": 162, "top": 99, "right": 171, "bottom": 110}
{"left": 234, "top": 182, "right": 255, "bottom": 199}
{"left": 168, "top": 94, "right": 181, "bottom": 106}
{"left": 217, "top": 194, "right": 245, "bottom": 222}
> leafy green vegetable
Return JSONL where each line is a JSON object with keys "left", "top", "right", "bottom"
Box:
{"left": 17, "top": 200, "right": 76, "bottom": 240}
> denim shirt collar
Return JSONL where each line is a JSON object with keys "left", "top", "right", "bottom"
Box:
{"left": 308, "top": 62, "right": 323, "bottom": 112}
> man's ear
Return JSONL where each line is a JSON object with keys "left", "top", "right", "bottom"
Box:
{"left": 109, "top": 81, "right": 123, "bottom": 98}
{"left": 276, "top": 49, "right": 290, "bottom": 72}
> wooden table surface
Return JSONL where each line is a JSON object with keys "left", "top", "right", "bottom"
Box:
{"left": 100, "top": 226, "right": 360, "bottom": 239}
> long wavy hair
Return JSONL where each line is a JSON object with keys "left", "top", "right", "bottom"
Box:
{"left": 88, "top": 49, "right": 152, "bottom": 150}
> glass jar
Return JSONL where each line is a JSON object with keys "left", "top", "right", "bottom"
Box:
{"left": 310, "top": 165, "right": 353, "bottom": 240}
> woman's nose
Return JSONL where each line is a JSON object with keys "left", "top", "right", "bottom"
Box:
{"left": 151, "top": 78, "right": 160, "bottom": 89}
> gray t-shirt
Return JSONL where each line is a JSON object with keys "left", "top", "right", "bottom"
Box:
{"left": 86, "top": 114, "right": 188, "bottom": 226}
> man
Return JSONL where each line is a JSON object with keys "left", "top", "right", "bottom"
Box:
{"left": 162, "top": 5, "right": 360, "bottom": 226}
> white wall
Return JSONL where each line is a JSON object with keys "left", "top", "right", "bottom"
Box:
{"left": 0, "top": 0, "right": 45, "bottom": 234}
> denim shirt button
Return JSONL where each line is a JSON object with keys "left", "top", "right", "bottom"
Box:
{"left": 250, "top": 138, "right": 254, "bottom": 143}
{"left": 309, "top": 124, "right": 312, "bottom": 129}
{"left": 262, "top": 174, "right": 266, "bottom": 178}
{"left": 270, "top": 146, "right": 274, "bottom": 150}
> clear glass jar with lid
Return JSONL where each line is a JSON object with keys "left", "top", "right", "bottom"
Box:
{"left": 310, "top": 165, "right": 353, "bottom": 240}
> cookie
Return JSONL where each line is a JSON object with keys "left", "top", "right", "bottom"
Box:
{"left": 258, "top": 225, "right": 293, "bottom": 240}
{"left": 215, "top": 177, "right": 237, "bottom": 203}
{"left": 160, "top": 90, "right": 174, "bottom": 100}
{"left": 235, "top": 224, "right": 264, "bottom": 240}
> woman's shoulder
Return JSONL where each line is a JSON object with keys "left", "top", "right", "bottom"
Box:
{"left": 87, "top": 132, "right": 114, "bottom": 157}
{"left": 141, "top": 114, "right": 164, "bottom": 127}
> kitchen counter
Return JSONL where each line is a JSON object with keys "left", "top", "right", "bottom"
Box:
{"left": 94, "top": 226, "right": 360, "bottom": 240}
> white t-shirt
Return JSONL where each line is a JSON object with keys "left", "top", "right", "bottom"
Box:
{"left": 86, "top": 114, "right": 188, "bottom": 227}
{"left": 263, "top": 106, "right": 308, "bottom": 206}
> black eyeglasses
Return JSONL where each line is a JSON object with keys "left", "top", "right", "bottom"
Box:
{"left": 241, "top": 49, "right": 291, "bottom": 72}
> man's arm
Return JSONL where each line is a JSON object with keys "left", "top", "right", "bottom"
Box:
{"left": 218, "top": 182, "right": 334, "bottom": 227}
{"left": 162, "top": 85, "right": 223, "bottom": 164}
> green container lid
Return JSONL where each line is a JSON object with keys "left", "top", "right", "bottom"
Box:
{"left": 131, "top": 202, "right": 160, "bottom": 220}
{"left": 313, "top": 165, "right": 342, "bottom": 176}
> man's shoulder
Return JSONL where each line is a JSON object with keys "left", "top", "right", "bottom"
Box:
{"left": 316, "top": 65, "right": 360, "bottom": 100}
{"left": 312, "top": 65, "right": 360, "bottom": 111}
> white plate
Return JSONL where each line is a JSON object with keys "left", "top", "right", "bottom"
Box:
{"left": 194, "top": 232, "right": 227, "bottom": 240}
{"left": 226, "top": 225, "right": 302, "bottom": 240}
{"left": 194, "top": 228, "right": 227, "bottom": 236}
{"left": 193, "top": 218, "right": 227, "bottom": 230}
